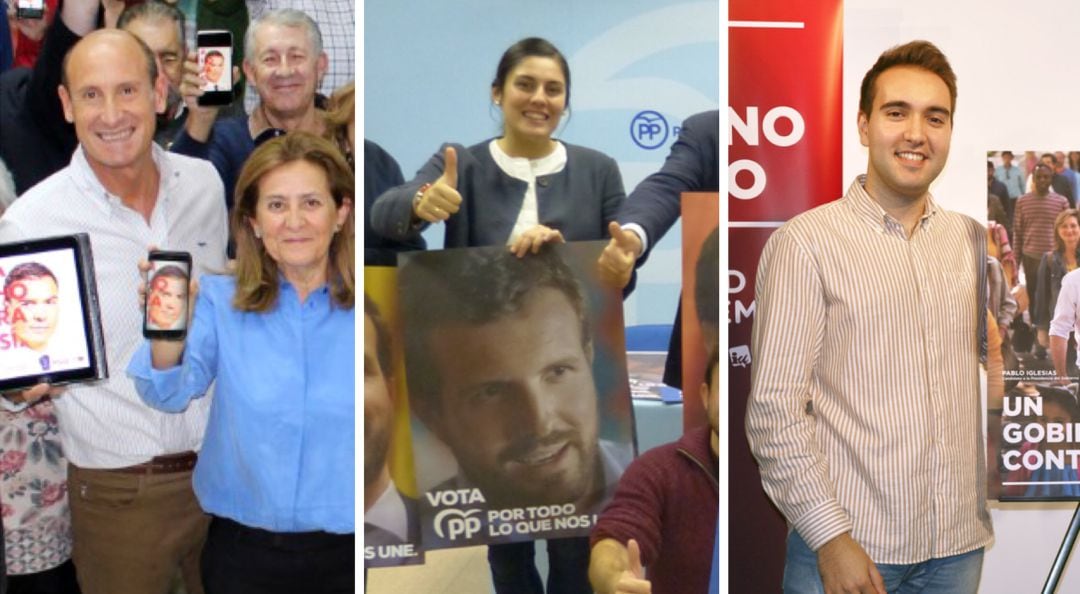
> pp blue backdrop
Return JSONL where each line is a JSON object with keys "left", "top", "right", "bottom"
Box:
{"left": 364, "top": 0, "right": 719, "bottom": 326}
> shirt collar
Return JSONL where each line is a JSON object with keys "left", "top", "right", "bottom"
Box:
{"left": 844, "top": 174, "right": 938, "bottom": 235}
{"left": 278, "top": 275, "right": 332, "bottom": 299}
{"left": 488, "top": 139, "right": 568, "bottom": 182}
{"left": 69, "top": 144, "right": 171, "bottom": 209}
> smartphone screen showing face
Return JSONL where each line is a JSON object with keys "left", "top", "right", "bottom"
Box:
{"left": 196, "top": 30, "right": 234, "bottom": 107}
{"left": 16, "top": 0, "right": 46, "bottom": 19}
{"left": 144, "top": 251, "right": 192, "bottom": 340}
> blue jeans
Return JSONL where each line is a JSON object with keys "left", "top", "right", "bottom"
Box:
{"left": 783, "top": 531, "right": 983, "bottom": 594}
{"left": 488, "top": 537, "right": 591, "bottom": 594}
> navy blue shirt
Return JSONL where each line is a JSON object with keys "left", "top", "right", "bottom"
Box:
{"left": 364, "top": 139, "right": 425, "bottom": 265}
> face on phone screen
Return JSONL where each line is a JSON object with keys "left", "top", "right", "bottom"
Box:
{"left": 198, "top": 47, "right": 232, "bottom": 92}
{"left": 145, "top": 261, "right": 190, "bottom": 332}
{"left": 16, "top": 0, "right": 45, "bottom": 16}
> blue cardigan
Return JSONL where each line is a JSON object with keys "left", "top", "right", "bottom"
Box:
{"left": 369, "top": 140, "right": 625, "bottom": 249}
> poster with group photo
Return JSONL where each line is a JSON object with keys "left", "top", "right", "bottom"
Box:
{"left": 397, "top": 242, "right": 636, "bottom": 549}
{"left": 987, "top": 148, "right": 1080, "bottom": 501}
{"left": 363, "top": 267, "right": 424, "bottom": 567}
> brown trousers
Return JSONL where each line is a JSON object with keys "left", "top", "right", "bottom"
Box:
{"left": 68, "top": 464, "right": 210, "bottom": 594}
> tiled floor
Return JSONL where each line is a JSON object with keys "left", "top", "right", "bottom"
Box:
{"left": 366, "top": 546, "right": 493, "bottom": 594}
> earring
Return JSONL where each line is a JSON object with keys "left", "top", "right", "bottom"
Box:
{"left": 253, "top": 228, "right": 262, "bottom": 239}
{"left": 333, "top": 224, "right": 341, "bottom": 233}
{"left": 495, "top": 100, "right": 501, "bottom": 106}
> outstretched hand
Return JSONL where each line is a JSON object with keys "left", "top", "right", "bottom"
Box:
{"left": 597, "top": 222, "right": 642, "bottom": 289}
{"left": 413, "top": 146, "right": 463, "bottom": 223}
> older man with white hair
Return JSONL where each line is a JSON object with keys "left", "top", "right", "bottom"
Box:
{"left": 170, "top": 8, "right": 328, "bottom": 206}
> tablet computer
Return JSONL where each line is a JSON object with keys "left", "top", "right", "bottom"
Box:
{"left": 0, "top": 234, "right": 108, "bottom": 392}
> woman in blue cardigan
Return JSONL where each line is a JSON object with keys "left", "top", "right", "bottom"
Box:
{"left": 371, "top": 37, "right": 625, "bottom": 594}
{"left": 370, "top": 37, "right": 625, "bottom": 257}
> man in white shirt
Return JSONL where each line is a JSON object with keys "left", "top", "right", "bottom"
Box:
{"left": 243, "top": 0, "right": 353, "bottom": 112}
{"left": 0, "top": 29, "right": 227, "bottom": 594}
{"left": 171, "top": 8, "right": 328, "bottom": 203}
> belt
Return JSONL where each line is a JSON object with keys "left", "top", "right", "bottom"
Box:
{"left": 111, "top": 451, "right": 198, "bottom": 475}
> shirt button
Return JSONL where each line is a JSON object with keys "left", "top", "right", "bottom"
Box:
{"left": 537, "top": 177, "right": 549, "bottom": 188}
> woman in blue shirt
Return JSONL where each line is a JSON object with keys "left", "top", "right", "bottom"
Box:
{"left": 128, "top": 132, "right": 354, "bottom": 594}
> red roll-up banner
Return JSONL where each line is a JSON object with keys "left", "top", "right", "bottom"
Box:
{"left": 729, "top": 0, "right": 843, "bottom": 591}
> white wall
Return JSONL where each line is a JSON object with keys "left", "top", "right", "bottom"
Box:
{"left": 843, "top": 1, "right": 1080, "bottom": 591}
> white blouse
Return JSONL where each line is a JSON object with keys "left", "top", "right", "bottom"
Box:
{"left": 488, "top": 140, "right": 568, "bottom": 245}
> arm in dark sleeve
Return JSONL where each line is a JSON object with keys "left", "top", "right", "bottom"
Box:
{"left": 169, "top": 125, "right": 213, "bottom": 163}
{"left": 590, "top": 454, "right": 664, "bottom": 567}
{"left": 170, "top": 127, "right": 211, "bottom": 161}
{"left": 171, "top": 119, "right": 249, "bottom": 207}
{"left": 26, "top": 14, "right": 81, "bottom": 157}
{"left": 599, "top": 154, "right": 626, "bottom": 236}
{"left": 369, "top": 144, "right": 456, "bottom": 242}
{"left": 0, "top": 1, "right": 11, "bottom": 72}
{"left": 619, "top": 110, "right": 719, "bottom": 263}
{"left": 364, "top": 140, "right": 425, "bottom": 263}
{"left": 1055, "top": 176, "right": 1076, "bottom": 207}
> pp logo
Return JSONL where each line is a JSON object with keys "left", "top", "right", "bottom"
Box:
{"left": 433, "top": 508, "right": 482, "bottom": 541}
{"left": 729, "top": 345, "right": 751, "bottom": 368}
{"left": 630, "top": 110, "right": 668, "bottom": 149}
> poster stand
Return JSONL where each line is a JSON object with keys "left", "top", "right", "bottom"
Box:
{"left": 1043, "top": 502, "right": 1080, "bottom": 593}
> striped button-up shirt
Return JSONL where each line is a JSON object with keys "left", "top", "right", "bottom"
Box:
{"left": 746, "top": 177, "right": 993, "bottom": 563}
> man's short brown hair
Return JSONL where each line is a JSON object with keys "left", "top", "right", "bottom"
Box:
{"left": 859, "top": 40, "right": 957, "bottom": 119}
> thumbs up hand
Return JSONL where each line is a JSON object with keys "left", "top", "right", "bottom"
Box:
{"left": 614, "top": 539, "right": 652, "bottom": 594}
{"left": 597, "top": 222, "right": 643, "bottom": 289}
{"left": 413, "top": 146, "right": 463, "bottom": 223}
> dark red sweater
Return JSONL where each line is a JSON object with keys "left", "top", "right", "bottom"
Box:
{"left": 591, "top": 426, "right": 719, "bottom": 593}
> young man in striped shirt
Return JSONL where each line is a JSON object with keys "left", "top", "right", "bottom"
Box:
{"left": 747, "top": 41, "right": 992, "bottom": 594}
